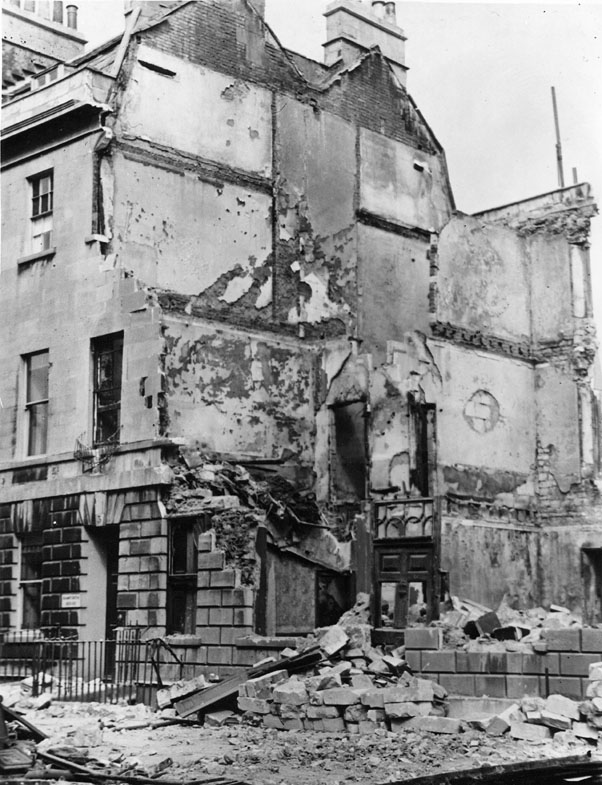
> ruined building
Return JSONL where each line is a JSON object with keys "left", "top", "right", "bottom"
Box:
{"left": 1, "top": 0, "right": 600, "bottom": 671}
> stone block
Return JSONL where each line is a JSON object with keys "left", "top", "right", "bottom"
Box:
{"left": 280, "top": 704, "right": 306, "bottom": 719}
{"left": 198, "top": 532, "right": 216, "bottom": 552}
{"left": 196, "top": 589, "right": 223, "bottom": 607}
{"left": 509, "top": 721, "right": 552, "bottom": 742}
{"left": 347, "top": 722, "right": 360, "bottom": 734}
{"left": 588, "top": 662, "right": 602, "bottom": 681}
{"left": 505, "top": 653, "right": 523, "bottom": 674}
{"left": 305, "top": 719, "right": 325, "bottom": 732}
{"left": 367, "top": 709, "right": 386, "bottom": 723}
{"left": 317, "top": 625, "right": 349, "bottom": 656}
{"left": 344, "top": 704, "right": 368, "bottom": 722}
{"left": 581, "top": 629, "right": 602, "bottom": 653}
{"left": 560, "top": 653, "right": 601, "bottom": 677}
{"left": 521, "top": 653, "right": 560, "bottom": 675}
{"left": 381, "top": 679, "right": 435, "bottom": 703}
{"left": 197, "top": 551, "right": 225, "bottom": 570}
{"left": 282, "top": 718, "right": 304, "bottom": 731}
{"left": 321, "top": 687, "right": 362, "bottom": 706}
{"left": 505, "top": 675, "right": 540, "bottom": 698}
{"left": 361, "top": 690, "right": 384, "bottom": 709}
{"left": 544, "top": 693, "right": 580, "bottom": 720}
{"left": 233, "top": 609, "right": 254, "bottom": 627}
{"left": 403, "top": 716, "right": 462, "bottom": 734}
{"left": 572, "top": 721, "right": 599, "bottom": 740}
{"left": 210, "top": 569, "right": 238, "bottom": 588}
{"left": 543, "top": 629, "right": 581, "bottom": 652}
{"left": 404, "top": 627, "right": 443, "bottom": 650}
{"left": 538, "top": 710, "right": 572, "bottom": 731}
{"left": 546, "top": 677, "right": 584, "bottom": 701}
{"left": 317, "top": 673, "right": 343, "bottom": 690}
{"left": 263, "top": 715, "right": 285, "bottom": 730}
{"left": 358, "top": 720, "right": 379, "bottom": 734}
{"left": 206, "top": 646, "right": 233, "bottom": 665}
{"left": 209, "top": 607, "right": 233, "bottom": 626}
{"left": 307, "top": 705, "right": 340, "bottom": 719}
{"left": 384, "top": 702, "right": 420, "bottom": 719}
{"left": 439, "top": 675, "right": 476, "bottom": 696}
{"left": 322, "top": 717, "right": 346, "bottom": 732}
{"left": 474, "top": 675, "right": 506, "bottom": 698}
{"left": 351, "top": 674, "right": 374, "bottom": 690}
{"left": 421, "top": 651, "right": 456, "bottom": 673}
{"left": 244, "top": 669, "right": 289, "bottom": 699}
{"left": 273, "top": 679, "right": 308, "bottom": 706}
{"left": 405, "top": 650, "right": 421, "bottom": 672}
{"left": 237, "top": 697, "right": 271, "bottom": 714}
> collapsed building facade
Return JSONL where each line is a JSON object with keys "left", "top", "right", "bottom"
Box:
{"left": 1, "top": 0, "right": 601, "bottom": 673}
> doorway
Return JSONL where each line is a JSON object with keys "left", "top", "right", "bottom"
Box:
{"left": 374, "top": 542, "right": 435, "bottom": 628}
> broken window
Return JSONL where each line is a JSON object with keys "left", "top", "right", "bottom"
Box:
{"left": 166, "top": 518, "right": 205, "bottom": 635}
{"left": 29, "top": 170, "right": 53, "bottom": 253}
{"left": 92, "top": 333, "right": 123, "bottom": 446}
{"left": 24, "top": 350, "right": 49, "bottom": 456}
{"left": 331, "top": 401, "right": 367, "bottom": 501}
{"left": 19, "top": 532, "right": 43, "bottom": 629}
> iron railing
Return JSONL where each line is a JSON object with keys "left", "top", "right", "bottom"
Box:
{"left": 0, "top": 630, "right": 206, "bottom": 705}
{"left": 374, "top": 497, "right": 434, "bottom": 539}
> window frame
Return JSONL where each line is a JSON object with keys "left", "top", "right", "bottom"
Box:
{"left": 18, "top": 532, "right": 44, "bottom": 630}
{"left": 166, "top": 516, "right": 211, "bottom": 636}
{"left": 23, "top": 349, "right": 49, "bottom": 457}
{"left": 91, "top": 332, "right": 123, "bottom": 447}
{"left": 28, "top": 169, "right": 54, "bottom": 253}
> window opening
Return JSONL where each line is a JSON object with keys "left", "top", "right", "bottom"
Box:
{"left": 331, "top": 401, "right": 367, "bottom": 501}
{"left": 24, "top": 350, "right": 49, "bottom": 455}
{"left": 92, "top": 333, "right": 123, "bottom": 446}
{"left": 19, "top": 533, "right": 43, "bottom": 629}
{"left": 29, "top": 170, "right": 53, "bottom": 253}
{"left": 166, "top": 516, "right": 210, "bottom": 635}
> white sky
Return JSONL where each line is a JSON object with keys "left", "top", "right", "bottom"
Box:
{"left": 76, "top": 0, "right": 602, "bottom": 328}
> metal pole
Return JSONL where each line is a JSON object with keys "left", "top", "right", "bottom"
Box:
{"left": 551, "top": 86, "right": 565, "bottom": 188}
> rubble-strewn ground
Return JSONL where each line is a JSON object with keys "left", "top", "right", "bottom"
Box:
{"left": 12, "top": 701, "right": 602, "bottom": 785}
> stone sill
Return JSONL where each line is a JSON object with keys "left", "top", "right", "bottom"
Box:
{"left": 164, "top": 635, "right": 204, "bottom": 647}
{"left": 17, "top": 247, "right": 56, "bottom": 266}
{"left": 235, "top": 635, "right": 298, "bottom": 649}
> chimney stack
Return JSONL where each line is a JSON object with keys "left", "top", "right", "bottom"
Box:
{"left": 323, "top": 0, "right": 407, "bottom": 84}
{"left": 65, "top": 2, "right": 77, "bottom": 29}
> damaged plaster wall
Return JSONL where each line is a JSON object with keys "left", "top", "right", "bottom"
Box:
{"left": 111, "top": 152, "right": 271, "bottom": 297}
{"left": 161, "top": 316, "right": 317, "bottom": 465}
{"left": 117, "top": 45, "right": 272, "bottom": 177}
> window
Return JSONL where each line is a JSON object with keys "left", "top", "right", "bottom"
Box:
{"left": 24, "top": 350, "right": 49, "bottom": 456}
{"left": 330, "top": 401, "right": 367, "bottom": 501}
{"left": 29, "top": 170, "right": 53, "bottom": 253}
{"left": 19, "top": 533, "right": 43, "bottom": 629}
{"left": 166, "top": 518, "right": 207, "bottom": 635}
{"left": 92, "top": 333, "right": 123, "bottom": 446}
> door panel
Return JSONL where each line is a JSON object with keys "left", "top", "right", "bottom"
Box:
{"left": 375, "top": 543, "right": 434, "bottom": 628}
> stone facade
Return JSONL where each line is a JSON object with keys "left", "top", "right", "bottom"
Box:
{"left": 0, "top": 0, "right": 600, "bottom": 681}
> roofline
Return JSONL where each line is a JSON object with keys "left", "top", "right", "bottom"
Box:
{"left": 323, "top": 2, "right": 407, "bottom": 42}
{"left": 472, "top": 182, "right": 593, "bottom": 217}
{"left": 2, "top": 4, "right": 87, "bottom": 44}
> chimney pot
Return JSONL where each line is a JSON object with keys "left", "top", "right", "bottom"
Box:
{"left": 371, "top": 0, "right": 385, "bottom": 18}
{"left": 52, "top": 0, "right": 63, "bottom": 23}
{"left": 384, "top": 2, "right": 396, "bottom": 22}
{"left": 65, "top": 3, "right": 77, "bottom": 28}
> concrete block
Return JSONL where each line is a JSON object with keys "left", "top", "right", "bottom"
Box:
{"left": 505, "top": 675, "right": 540, "bottom": 698}
{"left": 421, "top": 651, "right": 456, "bottom": 673}
{"left": 544, "top": 693, "right": 580, "bottom": 720}
{"left": 439, "top": 675, "right": 476, "bottom": 696}
{"left": 321, "top": 687, "right": 362, "bottom": 706}
{"left": 581, "top": 629, "right": 602, "bottom": 653}
{"left": 403, "top": 716, "right": 462, "bottom": 734}
{"left": 237, "top": 697, "right": 271, "bottom": 714}
{"left": 509, "top": 721, "right": 552, "bottom": 742}
{"left": 474, "top": 675, "right": 506, "bottom": 698}
{"left": 560, "top": 653, "right": 601, "bottom": 676}
{"left": 547, "top": 677, "right": 585, "bottom": 701}
{"left": 543, "top": 629, "right": 581, "bottom": 652}
{"left": 404, "top": 627, "right": 443, "bottom": 650}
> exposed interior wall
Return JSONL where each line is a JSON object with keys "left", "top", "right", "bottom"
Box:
{"left": 530, "top": 233, "right": 573, "bottom": 343}
{"left": 118, "top": 45, "right": 272, "bottom": 177}
{"left": 161, "top": 316, "right": 317, "bottom": 463}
